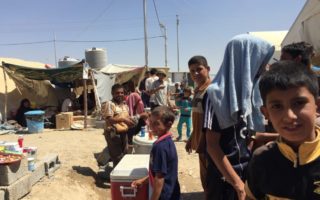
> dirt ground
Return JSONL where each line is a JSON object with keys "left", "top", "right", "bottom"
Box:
{"left": 0, "top": 122, "right": 204, "bottom": 200}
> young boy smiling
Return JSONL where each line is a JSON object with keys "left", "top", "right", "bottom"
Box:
{"left": 131, "top": 106, "right": 180, "bottom": 200}
{"left": 245, "top": 61, "right": 320, "bottom": 199}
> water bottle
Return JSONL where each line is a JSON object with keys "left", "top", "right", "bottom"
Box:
{"left": 140, "top": 126, "right": 146, "bottom": 137}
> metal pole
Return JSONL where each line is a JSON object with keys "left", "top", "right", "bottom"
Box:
{"left": 143, "top": 0, "right": 148, "bottom": 67}
{"left": 53, "top": 32, "right": 58, "bottom": 67}
{"left": 160, "top": 23, "right": 168, "bottom": 67}
{"left": 176, "top": 15, "right": 180, "bottom": 72}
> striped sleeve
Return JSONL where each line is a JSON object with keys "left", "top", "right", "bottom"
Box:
{"left": 203, "top": 92, "right": 214, "bottom": 130}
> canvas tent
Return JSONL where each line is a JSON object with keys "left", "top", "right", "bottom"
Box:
{"left": 97, "top": 64, "right": 169, "bottom": 103}
{"left": 248, "top": 31, "right": 288, "bottom": 62}
{"left": 282, "top": 0, "right": 320, "bottom": 65}
{"left": 0, "top": 58, "right": 66, "bottom": 121}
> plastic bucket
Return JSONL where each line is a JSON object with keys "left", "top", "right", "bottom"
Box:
{"left": 25, "top": 110, "right": 45, "bottom": 133}
{"left": 133, "top": 133, "right": 156, "bottom": 154}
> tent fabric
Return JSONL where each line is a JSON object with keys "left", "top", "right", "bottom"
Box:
{"left": 0, "top": 58, "right": 63, "bottom": 120}
{"left": 92, "top": 71, "right": 115, "bottom": 103}
{"left": 99, "top": 64, "right": 146, "bottom": 86}
{"left": 248, "top": 31, "right": 287, "bottom": 51}
{"left": 99, "top": 64, "right": 142, "bottom": 74}
{"left": 249, "top": 31, "right": 287, "bottom": 62}
{"left": 2, "top": 62, "right": 84, "bottom": 83}
{"left": 282, "top": 0, "right": 320, "bottom": 52}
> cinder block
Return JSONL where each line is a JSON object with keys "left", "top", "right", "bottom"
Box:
{"left": 43, "top": 154, "right": 61, "bottom": 177}
{"left": 0, "top": 173, "right": 31, "bottom": 200}
{"left": 0, "top": 190, "right": 5, "bottom": 200}
{"left": 30, "top": 161, "right": 45, "bottom": 186}
{"left": 0, "top": 158, "right": 28, "bottom": 186}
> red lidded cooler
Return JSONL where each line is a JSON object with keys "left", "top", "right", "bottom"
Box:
{"left": 110, "top": 154, "right": 149, "bottom": 200}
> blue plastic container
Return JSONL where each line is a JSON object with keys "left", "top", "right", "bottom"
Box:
{"left": 24, "top": 110, "right": 45, "bottom": 133}
{"left": 140, "top": 126, "right": 146, "bottom": 137}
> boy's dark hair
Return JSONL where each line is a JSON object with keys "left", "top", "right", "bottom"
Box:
{"left": 188, "top": 55, "right": 208, "bottom": 67}
{"left": 183, "top": 87, "right": 192, "bottom": 94}
{"left": 111, "top": 83, "right": 124, "bottom": 94}
{"left": 259, "top": 60, "right": 319, "bottom": 104}
{"left": 281, "top": 42, "right": 314, "bottom": 67}
{"left": 150, "top": 68, "right": 158, "bottom": 75}
{"left": 151, "top": 106, "right": 175, "bottom": 125}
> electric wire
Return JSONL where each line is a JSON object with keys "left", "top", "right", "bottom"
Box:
{"left": 152, "top": 0, "right": 164, "bottom": 35}
{"left": 0, "top": 36, "right": 163, "bottom": 46}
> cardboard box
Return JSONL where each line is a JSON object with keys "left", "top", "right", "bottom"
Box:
{"left": 55, "top": 112, "right": 73, "bottom": 130}
{"left": 110, "top": 154, "right": 149, "bottom": 200}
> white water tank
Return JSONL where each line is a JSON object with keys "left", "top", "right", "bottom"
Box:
{"left": 85, "top": 47, "right": 107, "bottom": 69}
{"left": 58, "top": 56, "right": 80, "bottom": 68}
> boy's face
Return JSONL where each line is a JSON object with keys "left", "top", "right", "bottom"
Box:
{"left": 189, "top": 64, "right": 209, "bottom": 86}
{"left": 184, "top": 91, "right": 191, "bottom": 98}
{"left": 158, "top": 74, "right": 166, "bottom": 80}
{"left": 261, "top": 86, "right": 319, "bottom": 147}
{"left": 149, "top": 114, "right": 170, "bottom": 137}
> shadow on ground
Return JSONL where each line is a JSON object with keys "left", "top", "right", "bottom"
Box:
{"left": 72, "top": 166, "right": 110, "bottom": 189}
{"left": 182, "top": 191, "right": 205, "bottom": 200}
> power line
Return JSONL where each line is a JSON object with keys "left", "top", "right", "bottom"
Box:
{"left": 76, "top": 0, "right": 115, "bottom": 38}
{"left": 0, "top": 36, "right": 163, "bottom": 46}
{"left": 57, "top": 36, "right": 162, "bottom": 43}
{"left": 0, "top": 40, "right": 53, "bottom": 46}
{"left": 152, "top": 0, "right": 163, "bottom": 35}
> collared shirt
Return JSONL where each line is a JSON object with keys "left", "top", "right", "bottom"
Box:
{"left": 149, "top": 132, "right": 180, "bottom": 200}
{"left": 103, "top": 100, "right": 129, "bottom": 129}
{"left": 245, "top": 127, "right": 320, "bottom": 200}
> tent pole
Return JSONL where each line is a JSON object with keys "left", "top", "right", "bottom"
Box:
{"left": 83, "top": 79, "right": 88, "bottom": 129}
{"left": 89, "top": 70, "right": 101, "bottom": 112}
{"left": 3, "top": 68, "right": 8, "bottom": 122}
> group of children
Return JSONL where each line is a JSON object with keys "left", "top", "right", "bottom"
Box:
{"left": 102, "top": 34, "right": 320, "bottom": 200}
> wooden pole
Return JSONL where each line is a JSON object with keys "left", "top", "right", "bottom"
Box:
{"left": 89, "top": 70, "right": 101, "bottom": 112}
{"left": 83, "top": 79, "right": 88, "bottom": 129}
{"left": 2, "top": 68, "right": 8, "bottom": 122}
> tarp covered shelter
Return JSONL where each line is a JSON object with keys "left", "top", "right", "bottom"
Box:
{"left": 1, "top": 59, "right": 169, "bottom": 122}
{"left": 0, "top": 58, "right": 68, "bottom": 121}
{"left": 97, "top": 64, "right": 169, "bottom": 103}
{"left": 281, "top": 0, "right": 320, "bottom": 65}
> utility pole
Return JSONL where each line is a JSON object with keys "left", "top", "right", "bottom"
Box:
{"left": 176, "top": 15, "right": 180, "bottom": 72}
{"left": 143, "top": 0, "right": 148, "bottom": 67}
{"left": 53, "top": 32, "right": 57, "bottom": 67}
{"left": 160, "top": 23, "right": 168, "bottom": 67}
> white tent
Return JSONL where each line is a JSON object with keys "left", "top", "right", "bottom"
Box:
{"left": 249, "top": 31, "right": 288, "bottom": 62}
{"left": 282, "top": 0, "right": 320, "bottom": 52}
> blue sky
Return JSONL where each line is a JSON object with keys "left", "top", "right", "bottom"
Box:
{"left": 0, "top": 0, "right": 305, "bottom": 74}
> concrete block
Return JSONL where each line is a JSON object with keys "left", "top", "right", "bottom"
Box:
{"left": 0, "top": 190, "right": 5, "bottom": 200}
{"left": 43, "top": 154, "right": 61, "bottom": 177}
{"left": 0, "top": 157, "right": 28, "bottom": 186}
{"left": 0, "top": 173, "right": 31, "bottom": 200}
{"left": 30, "top": 161, "right": 45, "bottom": 186}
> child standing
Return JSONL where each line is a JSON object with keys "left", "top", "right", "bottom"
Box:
{"left": 245, "top": 61, "right": 320, "bottom": 199}
{"left": 131, "top": 106, "right": 180, "bottom": 200}
{"left": 203, "top": 34, "right": 274, "bottom": 200}
{"left": 176, "top": 87, "right": 192, "bottom": 141}
{"left": 185, "top": 55, "right": 211, "bottom": 197}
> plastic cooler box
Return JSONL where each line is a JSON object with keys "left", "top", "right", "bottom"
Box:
{"left": 133, "top": 133, "right": 156, "bottom": 154}
{"left": 110, "top": 154, "right": 149, "bottom": 200}
{"left": 24, "top": 110, "right": 45, "bottom": 133}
